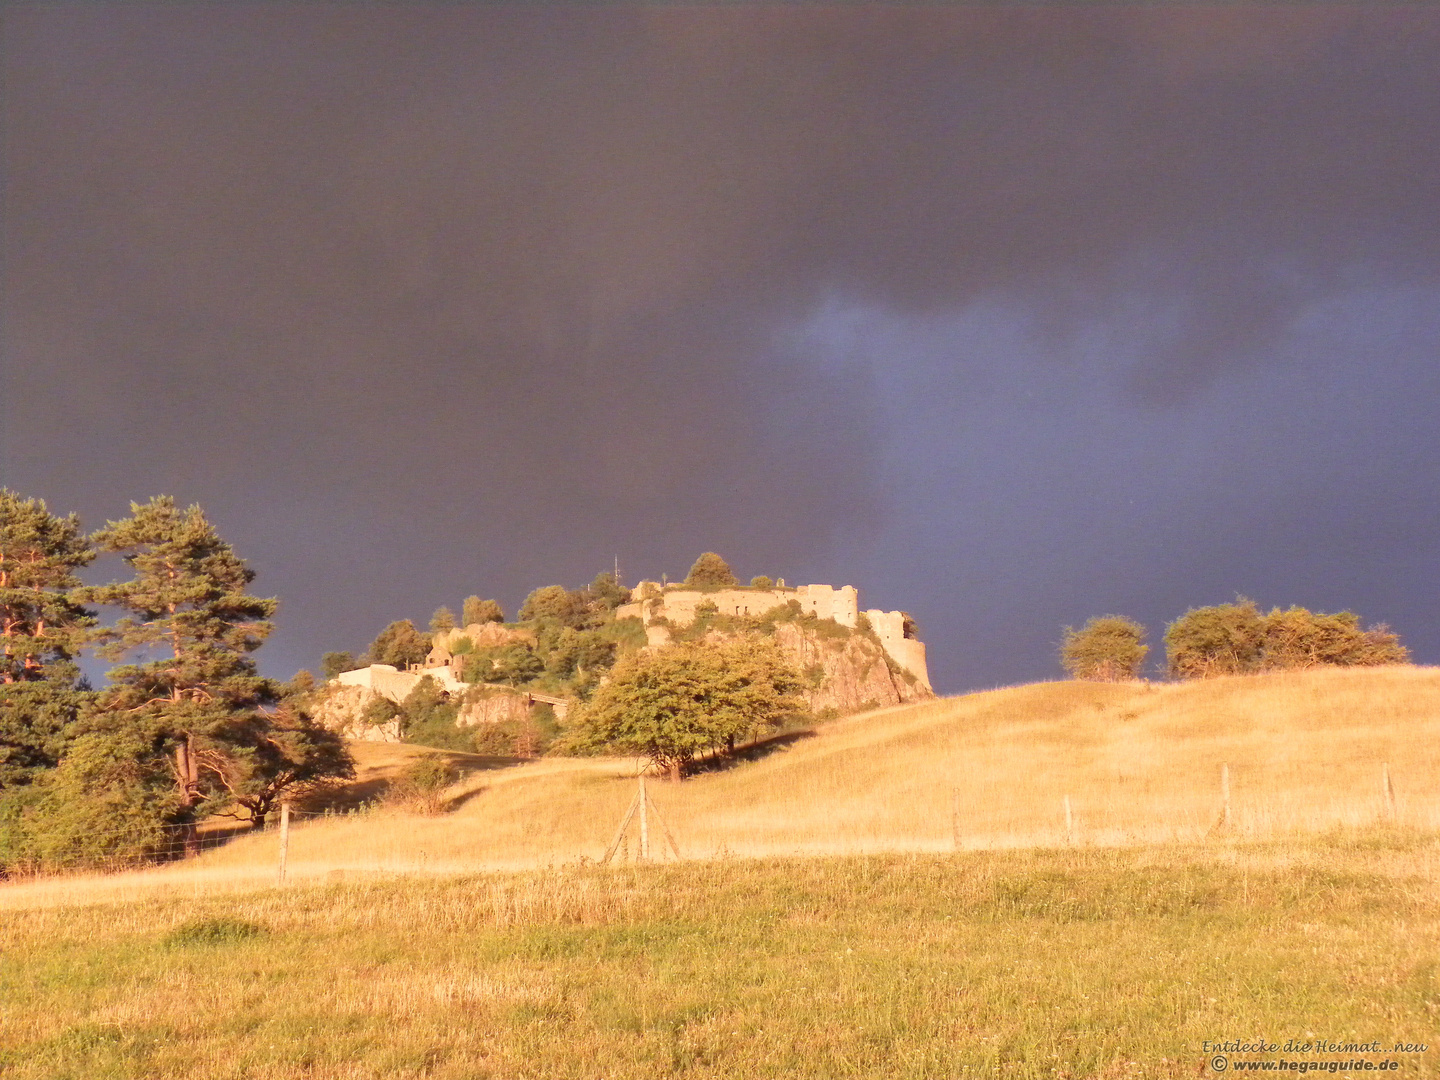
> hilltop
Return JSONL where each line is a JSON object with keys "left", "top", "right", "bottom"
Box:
{"left": 10, "top": 664, "right": 1437, "bottom": 904}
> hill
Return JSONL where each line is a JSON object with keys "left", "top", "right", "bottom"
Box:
{"left": 7, "top": 665, "right": 1438, "bottom": 906}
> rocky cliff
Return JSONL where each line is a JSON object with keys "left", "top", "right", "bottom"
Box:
{"left": 769, "top": 622, "right": 930, "bottom": 715}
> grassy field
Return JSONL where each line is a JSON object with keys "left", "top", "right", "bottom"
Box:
{"left": 2, "top": 667, "right": 1438, "bottom": 1076}
{"left": 2, "top": 837, "right": 1437, "bottom": 1078}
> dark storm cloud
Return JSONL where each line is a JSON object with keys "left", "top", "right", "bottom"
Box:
{"left": 3, "top": 6, "right": 1438, "bottom": 682}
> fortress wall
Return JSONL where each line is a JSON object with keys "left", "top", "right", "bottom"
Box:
{"left": 886, "top": 638, "right": 931, "bottom": 693}
{"left": 332, "top": 663, "right": 464, "bottom": 703}
{"left": 795, "top": 584, "right": 858, "bottom": 627}
{"left": 863, "top": 609, "right": 932, "bottom": 691}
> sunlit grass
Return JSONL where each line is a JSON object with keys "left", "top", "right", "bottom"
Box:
{"left": 4, "top": 666, "right": 1437, "bottom": 907}
{"left": 2, "top": 838, "right": 1437, "bottom": 1078}
{"left": 3, "top": 668, "right": 1438, "bottom": 1076}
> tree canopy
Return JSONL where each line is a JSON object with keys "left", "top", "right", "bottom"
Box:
{"left": 1060, "top": 616, "right": 1148, "bottom": 681}
{"left": 80, "top": 497, "right": 282, "bottom": 821}
{"left": 462, "top": 596, "right": 505, "bottom": 626}
{"left": 685, "top": 552, "right": 737, "bottom": 588}
{"left": 573, "top": 637, "right": 808, "bottom": 779}
{"left": 1165, "top": 600, "right": 1408, "bottom": 679}
{"left": 365, "top": 619, "right": 431, "bottom": 668}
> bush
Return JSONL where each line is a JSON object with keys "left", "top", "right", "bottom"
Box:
{"left": 1060, "top": 616, "right": 1149, "bottom": 681}
{"left": 386, "top": 757, "right": 455, "bottom": 814}
{"left": 750, "top": 575, "right": 774, "bottom": 589}
{"left": 1165, "top": 600, "right": 1409, "bottom": 679}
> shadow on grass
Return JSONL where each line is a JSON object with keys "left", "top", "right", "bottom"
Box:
{"left": 688, "top": 728, "right": 817, "bottom": 776}
{"left": 302, "top": 750, "right": 529, "bottom": 814}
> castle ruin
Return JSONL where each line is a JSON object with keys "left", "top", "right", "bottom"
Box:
{"left": 615, "top": 581, "right": 931, "bottom": 691}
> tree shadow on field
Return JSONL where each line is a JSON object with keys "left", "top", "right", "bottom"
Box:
{"left": 688, "top": 728, "right": 817, "bottom": 777}
{"left": 299, "top": 751, "right": 526, "bottom": 814}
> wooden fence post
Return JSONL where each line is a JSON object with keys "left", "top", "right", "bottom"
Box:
{"left": 1382, "top": 763, "right": 1397, "bottom": 819}
{"left": 638, "top": 776, "right": 650, "bottom": 862}
{"left": 277, "top": 802, "right": 290, "bottom": 885}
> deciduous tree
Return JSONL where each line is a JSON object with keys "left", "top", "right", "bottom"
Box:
{"left": 462, "top": 596, "right": 505, "bottom": 626}
{"left": 1060, "top": 616, "right": 1149, "bottom": 681}
{"left": 366, "top": 620, "right": 430, "bottom": 668}
{"left": 573, "top": 637, "right": 808, "bottom": 780}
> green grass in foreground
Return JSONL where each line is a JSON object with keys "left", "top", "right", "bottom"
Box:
{"left": 2, "top": 832, "right": 1438, "bottom": 1079}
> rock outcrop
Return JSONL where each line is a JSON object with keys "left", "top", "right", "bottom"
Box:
{"left": 770, "top": 623, "right": 929, "bottom": 715}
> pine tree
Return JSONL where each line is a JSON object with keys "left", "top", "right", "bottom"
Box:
{"left": 81, "top": 497, "right": 280, "bottom": 823}
{"left": 0, "top": 490, "right": 94, "bottom": 684}
{"left": 429, "top": 606, "right": 456, "bottom": 633}
{"left": 0, "top": 491, "right": 95, "bottom": 790}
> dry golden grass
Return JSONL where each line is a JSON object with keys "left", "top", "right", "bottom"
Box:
{"left": 5, "top": 665, "right": 1438, "bottom": 909}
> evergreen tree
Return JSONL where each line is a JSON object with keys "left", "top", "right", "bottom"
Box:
{"left": 0, "top": 490, "right": 94, "bottom": 684}
{"left": 81, "top": 497, "right": 281, "bottom": 823}
{"left": 461, "top": 596, "right": 505, "bottom": 626}
{"left": 194, "top": 701, "right": 353, "bottom": 828}
{"left": 429, "top": 606, "right": 456, "bottom": 633}
{"left": 0, "top": 492, "right": 96, "bottom": 790}
{"left": 685, "top": 552, "right": 738, "bottom": 588}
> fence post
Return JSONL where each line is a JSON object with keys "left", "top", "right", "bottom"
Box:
{"left": 1221, "top": 763, "right": 1231, "bottom": 828}
{"left": 1382, "top": 763, "right": 1397, "bottom": 819}
{"left": 638, "top": 776, "right": 650, "bottom": 862}
{"left": 1063, "top": 795, "right": 1073, "bottom": 844}
{"left": 277, "top": 802, "right": 290, "bottom": 884}
{"left": 951, "top": 787, "right": 961, "bottom": 852}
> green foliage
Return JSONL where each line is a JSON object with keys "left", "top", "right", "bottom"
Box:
{"left": 362, "top": 695, "right": 401, "bottom": 727}
{"left": 520, "top": 584, "right": 586, "bottom": 626}
{"left": 429, "top": 606, "right": 456, "bottom": 633}
{"left": 1165, "top": 600, "right": 1410, "bottom": 679}
{"left": 587, "top": 571, "right": 631, "bottom": 611}
{"left": 0, "top": 489, "right": 95, "bottom": 684}
{"left": 386, "top": 757, "right": 456, "bottom": 813}
{"left": 365, "top": 620, "right": 430, "bottom": 668}
{"left": 320, "top": 651, "right": 356, "bottom": 679}
{"left": 1259, "top": 607, "right": 1408, "bottom": 669}
{"left": 0, "top": 665, "right": 91, "bottom": 789}
{"left": 542, "top": 628, "right": 616, "bottom": 682}
{"left": 572, "top": 637, "right": 810, "bottom": 777}
{"left": 462, "top": 596, "right": 505, "bottom": 626}
{"left": 397, "top": 675, "right": 465, "bottom": 750}
{"left": 25, "top": 728, "right": 182, "bottom": 869}
{"left": 1060, "top": 616, "right": 1149, "bottom": 681}
{"left": 685, "top": 552, "right": 738, "bottom": 588}
{"left": 1164, "top": 600, "right": 1265, "bottom": 679}
{"left": 81, "top": 497, "right": 280, "bottom": 821}
{"left": 469, "top": 707, "right": 554, "bottom": 758}
{"left": 198, "top": 703, "right": 355, "bottom": 827}
{"left": 462, "top": 643, "right": 543, "bottom": 688}
{"left": 750, "top": 575, "right": 774, "bottom": 589}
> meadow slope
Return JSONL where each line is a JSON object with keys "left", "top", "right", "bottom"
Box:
{"left": 6, "top": 665, "right": 1438, "bottom": 904}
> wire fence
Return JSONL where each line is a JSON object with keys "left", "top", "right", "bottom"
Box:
{"left": 3, "top": 758, "right": 1436, "bottom": 886}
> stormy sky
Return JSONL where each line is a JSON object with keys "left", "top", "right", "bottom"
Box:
{"left": 3, "top": 5, "right": 1438, "bottom": 693}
